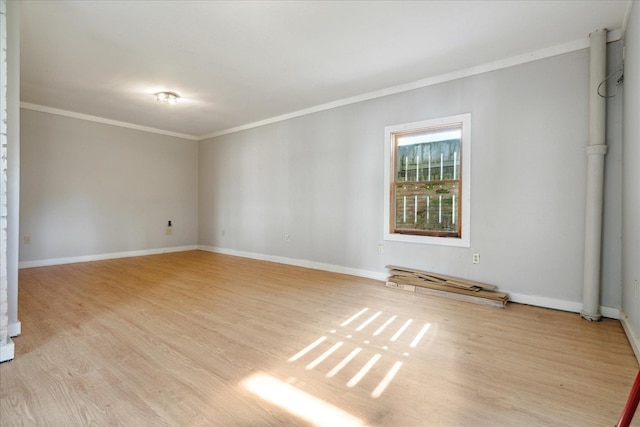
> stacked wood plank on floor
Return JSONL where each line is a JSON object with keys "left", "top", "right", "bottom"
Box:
{"left": 386, "top": 265, "right": 509, "bottom": 308}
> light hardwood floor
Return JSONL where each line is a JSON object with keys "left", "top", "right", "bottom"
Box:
{"left": 1, "top": 250, "right": 638, "bottom": 426}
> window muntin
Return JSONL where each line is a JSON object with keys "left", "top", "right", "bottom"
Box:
{"left": 384, "top": 114, "right": 470, "bottom": 247}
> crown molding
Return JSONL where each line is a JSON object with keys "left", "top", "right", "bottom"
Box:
{"left": 198, "top": 31, "right": 621, "bottom": 141}
{"left": 20, "top": 102, "right": 199, "bottom": 141}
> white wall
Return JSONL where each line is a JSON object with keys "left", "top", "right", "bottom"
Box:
{"left": 20, "top": 109, "right": 198, "bottom": 263}
{"left": 199, "top": 47, "right": 624, "bottom": 311}
{"left": 622, "top": 2, "right": 640, "bottom": 343}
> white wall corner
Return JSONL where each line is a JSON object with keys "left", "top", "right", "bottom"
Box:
{"left": 0, "top": 337, "right": 14, "bottom": 363}
{"left": 620, "top": 310, "right": 640, "bottom": 365}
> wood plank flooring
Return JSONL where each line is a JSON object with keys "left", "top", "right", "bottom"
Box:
{"left": 1, "top": 250, "right": 638, "bottom": 426}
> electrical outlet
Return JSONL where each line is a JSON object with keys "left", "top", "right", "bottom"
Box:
{"left": 221, "top": 229, "right": 225, "bottom": 237}
{"left": 285, "top": 234, "right": 290, "bottom": 242}
{"left": 165, "top": 227, "right": 172, "bottom": 235}
{"left": 472, "top": 253, "right": 480, "bottom": 264}
{"left": 378, "top": 245, "right": 384, "bottom": 254}
{"left": 24, "top": 235, "right": 31, "bottom": 245}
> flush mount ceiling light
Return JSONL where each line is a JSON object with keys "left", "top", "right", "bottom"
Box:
{"left": 154, "top": 91, "right": 180, "bottom": 104}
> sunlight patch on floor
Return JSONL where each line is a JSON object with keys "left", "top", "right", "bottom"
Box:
{"left": 341, "top": 308, "right": 369, "bottom": 327}
{"left": 288, "top": 336, "right": 327, "bottom": 362}
{"left": 306, "top": 342, "right": 343, "bottom": 370}
{"left": 241, "top": 373, "right": 366, "bottom": 427}
{"left": 287, "top": 308, "right": 437, "bottom": 399}
{"left": 327, "top": 347, "right": 362, "bottom": 378}
{"left": 356, "top": 311, "right": 382, "bottom": 331}
{"left": 371, "top": 361, "right": 403, "bottom": 398}
{"left": 373, "top": 315, "right": 397, "bottom": 336}
{"left": 347, "top": 354, "right": 381, "bottom": 387}
{"left": 390, "top": 319, "right": 413, "bottom": 342}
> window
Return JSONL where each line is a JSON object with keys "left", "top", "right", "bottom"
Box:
{"left": 384, "top": 114, "right": 470, "bottom": 247}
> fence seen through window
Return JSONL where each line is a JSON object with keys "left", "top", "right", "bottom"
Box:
{"left": 393, "top": 127, "right": 461, "bottom": 237}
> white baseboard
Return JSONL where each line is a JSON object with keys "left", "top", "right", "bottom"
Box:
{"left": 620, "top": 310, "right": 640, "bottom": 365}
{"left": 198, "top": 245, "right": 619, "bottom": 318}
{"left": 197, "top": 245, "right": 388, "bottom": 281}
{"left": 508, "top": 292, "right": 583, "bottom": 313}
{"left": 0, "top": 338, "right": 15, "bottom": 363}
{"left": 18, "top": 245, "right": 199, "bottom": 269}
{"left": 600, "top": 306, "right": 621, "bottom": 320}
{"left": 509, "top": 292, "right": 620, "bottom": 319}
{"left": 8, "top": 321, "right": 20, "bottom": 337}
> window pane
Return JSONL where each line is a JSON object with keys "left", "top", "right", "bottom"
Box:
{"left": 396, "top": 129, "right": 461, "bottom": 182}
{"left": 394, "top": 181, "right": 460, "bottom": 235}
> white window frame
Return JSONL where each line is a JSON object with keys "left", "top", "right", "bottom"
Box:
{"left": 383, "top": 113, "right": 471, "bottom": 247}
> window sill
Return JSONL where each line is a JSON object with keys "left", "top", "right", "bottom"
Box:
{"left": 383, "top": 232, "right": 470, "bottom": 247}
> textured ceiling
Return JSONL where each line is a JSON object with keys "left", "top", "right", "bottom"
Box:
{"left": 19, "top": 1, "right": 629, "bottom": 138}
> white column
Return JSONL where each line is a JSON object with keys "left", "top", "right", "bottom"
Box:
{"left": 0, "top": 0, "right": 14, "bottom": 362}
{"left": 0, "top": 0, "right": 18, "bottom": 362}
{"left": 581, "top": 29, "right": 608, "bottom": 322}
{"left": 6, "top": 0, "right": 19, "bottom": 339}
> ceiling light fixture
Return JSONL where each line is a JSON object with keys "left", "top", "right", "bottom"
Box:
{"left": 154, "top": 91, "right": 180, "bottom": 104}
